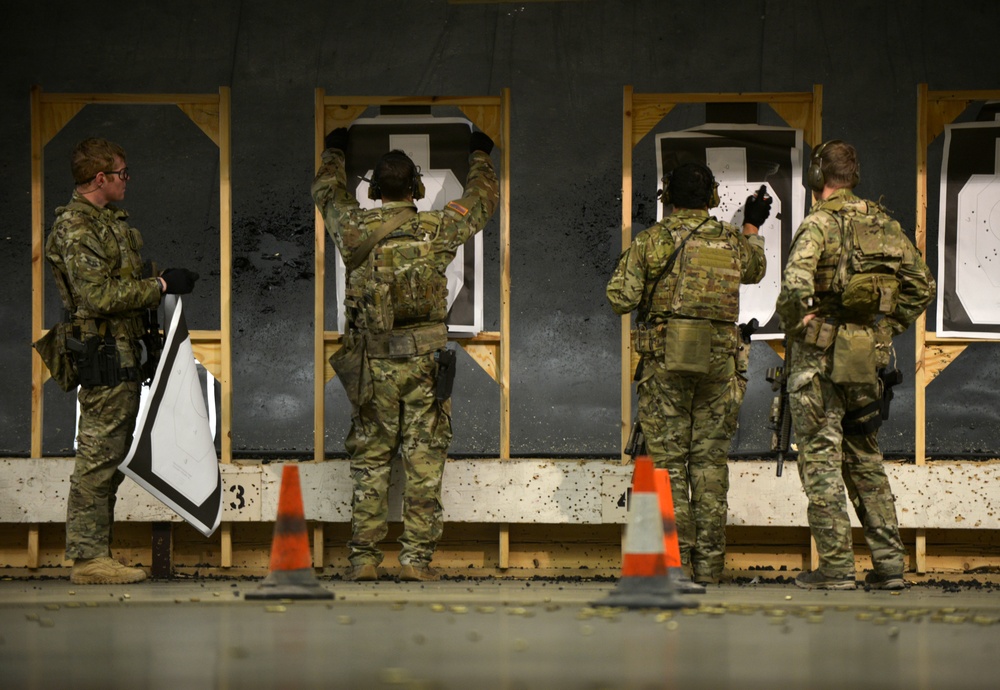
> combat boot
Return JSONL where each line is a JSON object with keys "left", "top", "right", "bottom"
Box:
{"left": 794, "top": 570, "right": 856, "bottom": 590}
{"left": 864, "top": 570, "right": 906, "bottom": 591}
{"left": 71, "top": 557, "right": 147, "bottom": 585}
{"left": 347, "top": 563, "right": 378, "bottom": 581}
{"left": 399, "top": 564, "right": 440, "bottom": 582}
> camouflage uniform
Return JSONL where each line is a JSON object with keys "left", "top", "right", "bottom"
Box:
{"left": 776, "top": 188, "right": 934, "bottom": 578}
{"left": 312, "top": 148, "right": 499, "bottom": 567}
{"left": 607, "top": 209, "right": 766, "bottom": 581}
{"left": 45, "top": 192, "right": 162, "bottom": 560}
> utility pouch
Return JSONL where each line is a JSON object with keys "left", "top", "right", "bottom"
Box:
{"left": 831, "top": 324, "right": 877, "bottom": 385}
{"left": 842, "top": 273, "right": 900, "bottom": 315}
{"left": 663, "top": 319, "right": 711, "bottom": 374}
{"left": 434, "top": 348, "right": 457, "bottom": 401}
{"left": 329, "top": 330, "right": 373, "bottom": 409}
{"left": 32, "top": 322, "right": 80, "bottom": 392}
{"left": 802, "top": 318, "right": 837, "bottom": 350}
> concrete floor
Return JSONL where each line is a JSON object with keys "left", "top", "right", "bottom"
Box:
{"left": 1, "top": 575, "right": 997, "bottom": 690}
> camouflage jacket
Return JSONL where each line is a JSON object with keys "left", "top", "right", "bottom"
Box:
{"left": 45, "top": 192, "right": 162, "bottom": 367}
{"left": 606, "top": 209, "right": 766, "bottom": 324}
{"left": 311, "top": 148, "right": 499, "bottom": 328}
{"left": 776, "top": 188, "right": 934, "bottom": 337}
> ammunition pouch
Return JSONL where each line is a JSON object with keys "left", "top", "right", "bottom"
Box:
{"left": 365, "top": 322, "right": 447, "bottom": 359}
{"left": 802, "top": 318, "right": 837, "bottom": 350}
{"left": 632, "top": 324, "right": 665, "bottom": 356}
{"left": 32, "top": 322, "right": 80, "bottom": 392}
{"left": 73, "top": 333, "right": 141, "bottom": 389}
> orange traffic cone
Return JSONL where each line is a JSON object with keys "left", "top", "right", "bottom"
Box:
{"left": 654, "top": 468, "right": 705, "bottom": 595}
{"left": 594, "top": 456, "right": 693, "bottom": 609}
{"left": 245, "top": 465, "right": 333, "bottom": 600}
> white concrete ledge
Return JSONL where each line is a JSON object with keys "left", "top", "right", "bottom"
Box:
{"left": 1, "top": 458, "right": 997, "bottom": 530}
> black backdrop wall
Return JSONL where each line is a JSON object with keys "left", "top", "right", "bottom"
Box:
{"left": 2, "top": 0, "right": 998, "bottom": 458}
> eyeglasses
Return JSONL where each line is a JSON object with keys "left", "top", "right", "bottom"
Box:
{"left": 101, "top": 167, "right": 130, "bottom": 181}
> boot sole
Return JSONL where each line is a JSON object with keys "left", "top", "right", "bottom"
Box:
{"left": 71, "top": 573, "right": 147, "bottom": 585}
{"left": 795, "top": 580, "right": 856, "bottom": 591}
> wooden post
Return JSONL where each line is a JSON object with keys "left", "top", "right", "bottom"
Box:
{"left": 314, "top": 88, "right": 328, "bottom": 464}
{"left": 151, "top": 522, "right": 172, "bottom": 579}
{"left": 30, "top": 86, "right": 46, "bottom": 460}
{"left": 498, "top": 524, "right": 510, "bottom": 570}
{"left": 620, "top": 86, "right": 634, "bottom": 464}
{"left": 27, "top": 525, "right": 40, "bottom": 570}
{"left": 218, "top": 86, "right": 233, "bottom": 466}
{"left": 312, "top": 523, "right": 324, "bottom": 569}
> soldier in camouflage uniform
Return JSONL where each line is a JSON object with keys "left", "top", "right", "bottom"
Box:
{"left": 44, "top": 138, "right": 198, "bottom": 584}
{"left": 607, "top": 163, "right": 770, "bottom": 585}
{"left": 776, "top": 140, "right": 934, "bottom": 590}
{"left": 312, "top": 128, "right": 499, "bottom": 582}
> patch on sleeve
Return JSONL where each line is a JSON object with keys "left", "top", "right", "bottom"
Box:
{"left": 446, "top": 200, "right": 470, "bottom": 217}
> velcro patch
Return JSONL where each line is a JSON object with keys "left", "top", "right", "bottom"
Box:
{"left": 446, "top": 201, "right": 469, "bottom": 216}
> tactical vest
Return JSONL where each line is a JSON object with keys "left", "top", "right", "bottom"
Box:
{"left": 815, "top": 198, "right": 905, "bottom": 318}
{"left": 48, "top": 200, "right": 147, "bottom": 343}
{"left": 648, "top": 216, "right": 742, "bottom": 323}
{"left": 346, "top": 212, "right": 448, "bottom": 334}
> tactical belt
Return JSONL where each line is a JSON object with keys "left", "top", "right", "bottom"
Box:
{"left": 365, "top": 322, "right": 447, "bottom": 359}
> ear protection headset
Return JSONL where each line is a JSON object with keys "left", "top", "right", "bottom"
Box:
{"left": 367, "top": 151, "right": 425, "bottom": 201}
{"left": 807, "top": 140, "right": 860, "bottom": 192}
{"left": 657, "top": 163, "right": 720, "bottom": 209}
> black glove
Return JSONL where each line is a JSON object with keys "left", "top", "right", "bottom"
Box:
{"left": 743, "top": 185, "right": 772, "bottom": 228}
{"left": 160, "top": 268, "right": 199, "bottom": 295}
{"left": 469, "top": 131, "right": 494, "bottom": 155}
{"left": 324, "top": 127, "right": 349, "bottom": 151}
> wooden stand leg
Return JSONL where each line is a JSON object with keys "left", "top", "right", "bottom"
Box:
{"left": 27, "top": 524, "right": 40, "bottom": 570}
{"left": 810, "top": 535, "right": 819, "bottom": 571}
{"left": 915, "top": 529, "right": 927, "bottom": 574}
{"left": 151, "top": 522, "right": 172, "bottom": 579}
{"left": 220, "top": 522, "right": 232, "bottom": 568}
{"left": 312, "top": 523, "right": 324, "bottom": 569}
{"left": 498, "top": 524, "right": 510, "bottom": 570}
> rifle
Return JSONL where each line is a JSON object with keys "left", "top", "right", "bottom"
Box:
{"left": 625, "top": 419, "right": 647, "bottom": 460}
{"left": 766, "top": 339, "right": 793, "bottom": 477}
{"left": 140, "top": 305, "right": 164, "bottom": 386}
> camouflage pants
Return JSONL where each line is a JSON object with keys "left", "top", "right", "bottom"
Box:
{"left": 637, "top": 350, "right": 745, "bottom": 580}
{"left": 788, "top": 341, "right": 906, "bottom": 577}
{"left": 66, "top": 380, "right": 140, "bottom": 560}
{"left": 345, "top": 353, "right": 452, "bottom": 567}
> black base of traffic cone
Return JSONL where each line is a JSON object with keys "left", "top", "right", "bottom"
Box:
{"left": 593, "top": 575, "right": 696, "bottom": 609}
{"left": 244, "top": 568, "right": 334, "bottom": 600}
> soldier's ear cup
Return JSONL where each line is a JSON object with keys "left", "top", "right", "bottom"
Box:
{"left": 412, "top": 169, "right": 424, "bottom": 201}
{"left": 807, "top": 141, "right": 829, "bottom": 192}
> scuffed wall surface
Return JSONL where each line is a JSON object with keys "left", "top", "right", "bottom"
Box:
{"left": 1, "top": 0, "right": 998, "bottom": 457}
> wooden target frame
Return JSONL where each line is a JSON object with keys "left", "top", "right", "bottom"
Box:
{"left": 312, "top": 90, "right": 512, "bottom": 567}
{"left": 619, "top": 85, "right": 824, "bottom": 461}
{"left": 913, "top": 85, "right": 1000, "bottom": 571}
{"left": 29, "top": 86, "right": 234, "bottom": 568}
